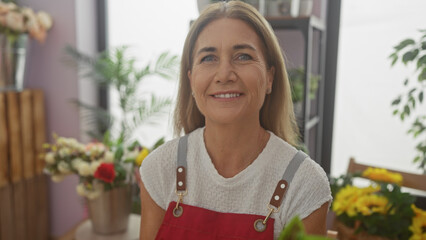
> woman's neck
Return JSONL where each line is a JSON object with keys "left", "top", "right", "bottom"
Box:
{"left": 203, "top": 122, "right": 270, "bottom": 178}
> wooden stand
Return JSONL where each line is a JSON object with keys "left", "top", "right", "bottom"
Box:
{"left": 0, "top": 90, "right": 49, "bottom": 240}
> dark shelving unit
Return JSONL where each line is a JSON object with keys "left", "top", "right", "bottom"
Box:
{"left": 267, "top": 16, "right": 326, "bottom": 166}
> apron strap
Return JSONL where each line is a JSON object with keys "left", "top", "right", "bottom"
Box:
{"left": 254, "top": 150, "right": 307, "bottom": 232}
{"left": 173, "top": 135, "right": 189, "bottom": 217}
{"left": 269, "top": 150, "right": 307, "bottom": 208}
{"left": 176, "top": 135, "right": 188, "bottom": 192}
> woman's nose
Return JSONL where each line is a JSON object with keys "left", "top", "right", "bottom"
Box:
{"left": 214, "top": 60, "right": 237, "bottom": 83}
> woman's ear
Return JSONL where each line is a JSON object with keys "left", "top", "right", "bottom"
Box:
{"left": 267, "top": 66, "right": 275, "bottom": 90}
{"left": 188, "top": 70, "right": 192, "bottom": 86}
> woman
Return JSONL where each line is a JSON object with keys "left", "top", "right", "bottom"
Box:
{"left": 139, "top": 1, "right": 332, "bottom": 239}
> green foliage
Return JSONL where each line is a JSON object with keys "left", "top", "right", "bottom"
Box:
{"left": 278, "top": 216, "right": 331, "bottom": 240}
{"left": 389, "top": 29, "right": 426, "bottom": 171}
{"left": 329, "top": 172, "right": 357, "bottom": 199}
{"left": 288, "top": 67, "right": 320, "bottom": 103}
{"left": 65, "top": 46, "right": 179, "bottom": 143}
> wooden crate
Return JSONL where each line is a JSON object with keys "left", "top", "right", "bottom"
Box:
{"left": 0, "top": 90, "right": 48, "bottom": 240}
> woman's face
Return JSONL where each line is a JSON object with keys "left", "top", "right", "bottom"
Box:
{"left": 188, "top": 18, "right": 274, "bottom": 126}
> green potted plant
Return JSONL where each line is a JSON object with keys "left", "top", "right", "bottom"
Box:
{"left": 389, "top": 29, "right": 426, "bottom": 173}
{"left": 331, "top": 167, "right": 426, "bottom": 240}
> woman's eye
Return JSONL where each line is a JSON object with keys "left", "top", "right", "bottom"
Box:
{"left": 237, "top": 54, "right": 252, "bottom": 61}
{"left": 200, "top": 55, "right": 215, "bottom": 62}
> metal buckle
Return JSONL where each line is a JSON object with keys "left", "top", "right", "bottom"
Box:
{"left": 173, "top": 190, "right": 187, "bottom": 217}
{"left": 254, "top": 204, "right": 279, "bottom": 232}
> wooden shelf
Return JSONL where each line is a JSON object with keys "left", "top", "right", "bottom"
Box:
{"left": 266, "top": 16, "right": 325, "bottom": 31}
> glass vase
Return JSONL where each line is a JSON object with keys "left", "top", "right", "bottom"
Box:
{"left": 0, "top": 34, "right": 28, "bottom": 92}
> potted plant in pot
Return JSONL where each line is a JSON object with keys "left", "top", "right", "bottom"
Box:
{"left": 331, "top": 167, "right": 426, "bottom": 240}
{"left": 43, "top": 46, "right": 178, "bottom": 234}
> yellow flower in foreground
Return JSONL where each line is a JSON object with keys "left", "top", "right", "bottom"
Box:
{"left": 355, "top": 194, "right": 389, "bottom": 216}
{"left": 333, "top": 185, "right": 380, "bottom": 217}
{"left": 333, "top": 186, "right": 360, "bottom": 216}
{"left": 135, "top": 148, "right": 149, "bottom": 166}
{"left": 409, "top": 211, "right": 426, "bottom": 240}
{"left": 362, "top": 167, "right": 403, "bottom": 185}
{"left": 413, "top": 205, "right": 426, "bottom": 218}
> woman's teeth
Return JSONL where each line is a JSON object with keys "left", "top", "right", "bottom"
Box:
{"left": 214, "top": 93, "right": 240, "bottom": 98}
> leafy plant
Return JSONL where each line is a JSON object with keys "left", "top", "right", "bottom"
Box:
{"left": 288, "top": 67, "right": 320, "bottom": 103}
{"left": 389, "top": 29, "right": 426, "bottom": 172}
{"left": 278, "top": 216, "right": 330, "bottom": 240}
{"left": 65, "top": 46, "right": 179, "bottom": 143}
{"left": 332, "top": 168, "right": 418, "bottom": 239}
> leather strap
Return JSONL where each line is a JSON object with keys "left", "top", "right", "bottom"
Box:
{"left": 176, "top": 135, "right": 188, "bottom": 192}
{"left": 269, "top": 151, "right": 307, "bottom": 208}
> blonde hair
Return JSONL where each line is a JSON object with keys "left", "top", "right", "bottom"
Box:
{"left": 173, "top": 0, "right": 299, "bottom": 146}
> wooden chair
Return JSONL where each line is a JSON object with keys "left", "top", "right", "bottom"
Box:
{"left": 347, "top": 157, "right": 426, "bottom": 192}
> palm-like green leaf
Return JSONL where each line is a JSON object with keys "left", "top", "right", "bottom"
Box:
{"left": 65, "top": 45, "right": 179, "bottom": 142}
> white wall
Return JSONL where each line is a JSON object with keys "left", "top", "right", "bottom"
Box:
{"left": 108, "top": 0, "right": 198, "bottom": 146}
{"left": 331, "top": 0, "right": 426, "bottom": 177}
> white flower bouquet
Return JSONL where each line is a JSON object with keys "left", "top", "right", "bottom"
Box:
{"left": 0, "top": 1, "right": 53, "bottom": 43}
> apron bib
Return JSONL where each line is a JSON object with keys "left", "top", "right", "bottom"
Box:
{"left": 155, "top": 135, "right": 307, "bottom": 240}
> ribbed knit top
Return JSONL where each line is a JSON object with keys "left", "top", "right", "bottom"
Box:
{"left": 140, "top": 128, "right": 332, "bottom": 239}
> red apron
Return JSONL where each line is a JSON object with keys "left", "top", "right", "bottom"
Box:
{"left": 154, "top": 135, "right": 307, "bottom": 240}
{"left": 155, "top": 202, "right": 274, "bottom": 240}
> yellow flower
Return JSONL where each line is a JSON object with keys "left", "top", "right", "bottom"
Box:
{"left": 333, "top": 185, "right": 361, "bottom": 216}
{"left": 412, "top": 205, "right": 426, "bottom": 218}
{"left": 409, "top": 211, "right": 426, "bottom": 240}
{"left": 362, "top": 167, "right": 403, "bottom": 185}
{"left": 333, "top": 185, "right": 380, "bottom": 217}
{"left": 135, "top": 148, "right": 149, "bottom": 166}
{"left": 355, "top": 194, "right": 389, "bottom": 216}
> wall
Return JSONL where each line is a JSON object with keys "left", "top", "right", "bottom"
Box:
{"left": 331, "top": 0, "right": 426, "bottom": 177}
{"left": 23, "top": 0, "right": 97, "bottom": 237}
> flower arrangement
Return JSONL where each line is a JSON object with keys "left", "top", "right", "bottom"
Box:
{"left": 43, "top": 133, "right": 160, "bottom": 199}
{"left": 331, "top": 167, "right": 426, "bottom": 240}
{"left": 0, "top": 1, "right": 53, "bottom": 43}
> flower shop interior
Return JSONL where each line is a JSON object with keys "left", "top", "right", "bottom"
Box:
{"left": 0, "top": 0, "right": 426, "bottom": 240}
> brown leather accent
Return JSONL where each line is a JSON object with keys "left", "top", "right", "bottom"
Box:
{"left": 176, "top": 166, "right": 186, "bottom": 191}
{"left": 269, "top": 180, "right": 288, "bottom": 208}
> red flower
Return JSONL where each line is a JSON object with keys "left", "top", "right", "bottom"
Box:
{"left": 94, "top": 163, "right": 116, "bottom": 183}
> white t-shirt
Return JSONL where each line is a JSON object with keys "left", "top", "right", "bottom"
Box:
{"left": 140, "top": 128, "right": 332, "bottom": 239}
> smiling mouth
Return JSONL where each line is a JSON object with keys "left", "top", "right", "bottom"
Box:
{"left": 212, "top": 93, "right": 242, "bottom": 98}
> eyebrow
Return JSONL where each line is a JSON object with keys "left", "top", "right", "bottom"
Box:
{"left": 233, "top": 44, "right": 256, "bottom": 51}
{"left": 196, "top": 47, "right": 216, "bottom": 57}
{"left": 195, "top": 44, "right": 256, "bottom": 57}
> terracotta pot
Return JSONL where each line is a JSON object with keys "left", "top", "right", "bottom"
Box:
{"left": 336, "top": 221, "right": 391, "bottom": 240}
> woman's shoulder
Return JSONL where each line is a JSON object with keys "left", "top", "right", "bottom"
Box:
{"left": 138, "top": 129, "right": 203, "bottom": 210}
{"left": 142, "top": 137, "right": 180, "bottom": 168}
{"left": 266, "top": 131, "right": 299, "bottom": 161}
{"left": 140, "top": 128, "right": 204, "bottom": 172}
